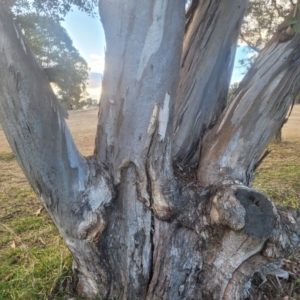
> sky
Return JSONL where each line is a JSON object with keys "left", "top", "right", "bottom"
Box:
{"left": 62, "top": 8, "right": 248, "bottom": 100}
{"left": 231, "top": 46, "right": 252, "bottom": 83}
{"left": 62, "top": 8, "right": 105, "bottom": 100}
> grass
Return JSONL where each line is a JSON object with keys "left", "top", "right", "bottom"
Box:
{"left": 0, "top": 168, "right": 72, "bottom": 300}
{"left": 253, "top": 141, "right": 300, "bottom": 208}
{"left": 0, "top": 152, "right": 15, "bottom": 162}
{"left": 0, "top": 109, "right": 99, "bottom": 300}
{"left": 0, "top": 107, "right": 299, "bottom": 299}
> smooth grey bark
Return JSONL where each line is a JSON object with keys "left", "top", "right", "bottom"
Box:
{"left": 95, "top": 0, "right": 185, "bottom": 219}
{"left": 96, "top": 0, "right": 184, "bottom": 175}
{"left": 0, "top": 7, "right": 89, "bottom": 238}
{"left": 1, "top": 1, "right": 300, "bottom": 300}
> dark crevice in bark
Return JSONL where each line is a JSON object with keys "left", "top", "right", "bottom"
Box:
{"left": 180, "top": 138, "right": 199, "bottom": 165}
{"left": 141, "top": 157, "right": 156, "bottom": 293}
{"left": 146, "top": 212, "right": 155, "bottom": 294}
{"left": 174, "top": 80, "right": 196, "bottom": 128}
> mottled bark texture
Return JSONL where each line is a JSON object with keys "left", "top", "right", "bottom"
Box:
{"left": 198, "top": 30, "right": 300, "bottom": 186}
{"left": 173, "top": 0, "right": 248, "bottom": 164}
{"left": 1, "top": 0, "right": 300, "bottom": 299}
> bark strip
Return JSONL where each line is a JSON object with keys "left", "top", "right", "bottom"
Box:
{"left": 173, "top": 0, "right": 248, "bottom": 164}
{"left": 198, "top": 33, "right": 300, "bottom": 186}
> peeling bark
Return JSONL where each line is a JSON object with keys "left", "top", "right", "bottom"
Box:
{"left": 95, "top": 0, "right": 185, "bottom": 219}
{"left": 96, "top": 0, "right": 185, "bottom": 176}
{"left": 173, "top": 0, "right": 248, "bottom": 164}
{"left": 198, "top": 33, "right": 300, "bottom": 186}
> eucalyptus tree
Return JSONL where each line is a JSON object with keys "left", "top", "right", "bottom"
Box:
{"left": 1, "top": 1, "right": 300, "bottom": 299}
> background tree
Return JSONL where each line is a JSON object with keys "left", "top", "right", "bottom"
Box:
{"left": 241, "top": 0, "right": 292, "bottom": 49}
{"left": 16, "top": 13, "right": 89, "bottom": 109}
{"left": 4, "top": 0, "right": 97, "bottom": 19}
{"left": 227, "top": 82, "right": 240, "bottom": 103}
{"left": 1, "top": 1, "right": 300, "bottom": 299}
{"left": 238, "top": 0, "right": 300, "bottom": 68}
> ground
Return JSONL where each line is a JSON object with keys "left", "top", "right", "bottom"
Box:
{"left": 0, "top": 106, "right": 299, "bottom": 300}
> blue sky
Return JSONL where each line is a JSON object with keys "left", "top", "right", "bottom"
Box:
{"left": 62, "top": 8, "right": 105, "bottom": 100}
{"left": 62, "top": 8, "right": 247, "bottom": 99}
{"left": 231, "top": 46, "right": 251, "bottom": 83}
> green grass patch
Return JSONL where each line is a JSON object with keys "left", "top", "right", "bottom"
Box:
{"left": 12, "top": 217, "right": 45, "bottom": 234}
{"left": 0, "top": 218, "right": 72, "bottom": 300}
{"left": 0, "top": 158, "right": 72, "bottom": 300}
{"left": 0, "top": 152, "right": 15, "bottom": 162}
{"left": 0, "top": 246, "right": 71, "bottom": 300}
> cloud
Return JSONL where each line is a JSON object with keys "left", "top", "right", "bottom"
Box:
{"left": 89, "top": 54, "right": 105, "bottom": 73}
{"left": 86, "top": 72, "right": 102, "bottom": 100}
{"left": 87, "top": 53, "right": 104, "bottom": 97}
{"left": 88, "top": 72, "right": 103, "bottom": 89}
{"left": 87, "top": 86, "right": 102, "bottom": 100}
{"left": 246, "top": 52, "right": 256, "bottom": 59}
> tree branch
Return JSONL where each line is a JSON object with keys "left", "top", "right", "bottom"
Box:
{"left": 198, "top": 32, "right": 300, "bottom": 186}
{"left": 95, "top": 0, "right": 185, "bottom": 173}
{"left": 95, "top": 0, "right": 186, "bottom": 218}
{"left": 173, "top": 0, "right": 249, "bottom": 165}
{"left": 0, "top": 5, "right": 114, "bottom": 240}
{"left": 239, "top": 33, "right": 261, "bottom": 53}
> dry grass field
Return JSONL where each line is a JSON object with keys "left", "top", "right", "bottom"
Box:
{"left": 253, "top": 105, "right": 300, "bottom": 208}
{"left": 0, "top": 108, "right": 99, "bottom": 155}
{"left": 0, "top": 106, "right": 299, "bottom": 299}
{"left": 0, "top": 109, "right": 98, "bottom": 300}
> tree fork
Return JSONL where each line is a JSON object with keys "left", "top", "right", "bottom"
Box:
{"left": 2, "top": 1, "right": 300, "bottom": 299}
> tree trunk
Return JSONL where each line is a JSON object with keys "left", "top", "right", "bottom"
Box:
{"left": 1, "top": 1, "right": 300, "bottom": 300}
